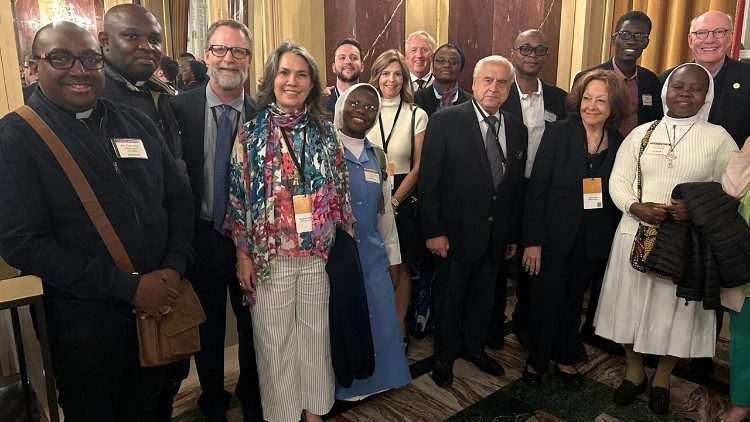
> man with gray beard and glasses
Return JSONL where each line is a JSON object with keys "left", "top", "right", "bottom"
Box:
{"left": 169, "top": 19, "right": 262, "bottom": 422}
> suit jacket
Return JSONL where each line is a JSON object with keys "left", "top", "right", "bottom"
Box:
{"left": 575, "top": 58, "right": 664, "bottom": 125}
{"left": 168, "top": 87, "right": 258, "bottom": 220}
{"left": 501, "top": 80, "right": 567, "bottom": 123}
{"left": 660, "top": 57, "right": 750, "bottom": 148}
{"left": 419, "top": 100, "right": 528, "bottom": 263}
{"left": 523, "top": 119, "right": 622, "bottom": 260}
{"left": 414, "top": 86, "right": 472, "bottom": 116}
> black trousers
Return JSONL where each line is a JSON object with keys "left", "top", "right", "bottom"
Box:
{"left": 433, "top": 244, "right": 499, "bottom": 363}
{"left": 188, "top": 221, "right": 262, "bottom": 418}
{"left": 526, "top": 230, "right": 606, "bottom": 372}
{"left": 45, "top": 297, "right": 164, "bottom": 421}
{"left": 487, "top": 260, "right": 509, "bottom": 340}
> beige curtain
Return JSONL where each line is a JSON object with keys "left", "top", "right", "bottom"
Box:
{"left": 253, "top": 0, "right": 282, "bottom": 85}
{"left": 169, "top": 0, "right": 190, "bottom": 59}
{"left": 613, "top": 0, "right": 737, "bottom": 74}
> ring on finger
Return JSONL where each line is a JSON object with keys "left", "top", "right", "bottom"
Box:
{"left": 160, "top": 305, "right": 172, "bottom": 316}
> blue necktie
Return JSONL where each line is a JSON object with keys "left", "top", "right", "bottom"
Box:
{"left": 213, "top": 105, "right": 233, "bottom": 232}
{"left": 484, "top": 115, "right": 504, "bottom": 187}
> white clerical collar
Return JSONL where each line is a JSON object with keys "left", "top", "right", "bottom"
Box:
{"left": 75, "top": 109, "right": 93, "bottom": 119}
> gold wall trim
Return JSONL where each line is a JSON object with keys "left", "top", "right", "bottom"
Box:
{"left": 0, "top": 0, "right": 22, "bottom": 115}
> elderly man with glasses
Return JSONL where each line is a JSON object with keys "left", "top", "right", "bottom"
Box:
{"left": 169, "top": 19, "right": 263, "bottom": 422}
{"left": 575, "top": 10, "right": 663, "bottom": 138}
{"left": 659, "top": 9, "right": 750, "bottom": 149}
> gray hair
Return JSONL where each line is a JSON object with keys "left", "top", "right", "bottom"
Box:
{"left": 473, "top": 55, "right": 515, "bottom": 79}
{"left": 205, "top": 19, "right": 253, "bottom": 56}
{"left": 405, "top": 30, "right": 437, "bottom": 53}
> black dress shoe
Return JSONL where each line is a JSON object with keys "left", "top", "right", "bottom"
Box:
{"left": 613, "top": 372, "right": 647, "bottom": 405}
{"left": 522, "top": 365, "right": 543, "bottom": 386}
{"left": 648, "top": 385, "right": 670, "bottom": 415}
{"left": 690, "top": 357, "right": 715, "bottom": 378}
{"left": 432, "top": 361, "right": 454, "bottom": 388}
{"left": 575, "top": 343, "right": 589, "bottom": 364}
{"left": 486, "top": 335, "right": 505, "bottom": 350}
{"left": 555, "top": 365, "right": 584, "bottom": 388}
{"left": 465, "top": 352, "right": 505, "bottom": 376}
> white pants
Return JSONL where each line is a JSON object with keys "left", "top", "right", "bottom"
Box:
{"left": 251, "top": 256, "right": 334, "bottom": 422}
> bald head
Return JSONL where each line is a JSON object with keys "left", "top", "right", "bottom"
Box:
{"left": 510, "top": 29, "right": 549, "bottom": 78}
{"left": 29, "top": 21, "right": 105, "bottom": 112}
{"left": 514, "top": 29, "right": 546, "bottom": 46}
{"left": 688, "top": 10, "right": 733, "bottom": 73}
{"left": 690, "top": 10, "right": 732, "bottom": 32}
{"left": 99, "top": 3, "right": 162, "bottom": 82}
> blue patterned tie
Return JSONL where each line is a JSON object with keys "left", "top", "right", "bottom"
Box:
{"left": 484, "top": 115, "right": 504, "bottom": 187}
{"left": 213, "top": 105, "right": 233, "bottom": 232}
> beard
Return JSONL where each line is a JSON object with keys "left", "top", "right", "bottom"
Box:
{"left": 210, "top": 65, "right": 247, "bottom": 90}
{"left": 334, "top": 66, "right": 361, "bottom": 83}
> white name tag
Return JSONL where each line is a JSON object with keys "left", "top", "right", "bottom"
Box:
{"left": 645, "top": 142, "right": 670, "bottom": 155}
{"left": 111, "top": 138, "right": 148, "bottom": 159}
{"left": 543, "top": 110, "right": 557, "bottom": 122}
{"left": 364, "top": 169, "right": 380, "bottom": 183}
{"left": 293, "top": 194, "right": 312, "bottom": 233}
{"left": 642, "top": 94, "right": 653, "bottom": 106}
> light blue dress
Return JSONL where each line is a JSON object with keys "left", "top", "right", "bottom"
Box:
{"left": 335, "top": 139, "right": 411, "bottom": 399}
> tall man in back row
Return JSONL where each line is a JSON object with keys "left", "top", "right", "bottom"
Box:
{"left": 169, "top": 19, "right": 262, "bottom": 421}
{"left": 420, "top": 55, "right": 528, "bottom": 388}
{"left": 0, "top": 21, "right": 194, "bottom": 420}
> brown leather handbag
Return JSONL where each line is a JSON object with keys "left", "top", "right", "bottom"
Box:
{"left": 16, "top": 105, "right": 205, "bottom": 367}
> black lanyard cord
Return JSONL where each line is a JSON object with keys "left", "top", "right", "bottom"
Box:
{"left": 378, "top": 99, "right": 403, "bottom": 153}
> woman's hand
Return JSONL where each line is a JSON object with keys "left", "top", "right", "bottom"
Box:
{"left": 235, "top": 251, "right": 257, "bottom": 291}
{"left": 664, "top": 199, "right": 689, "bottom": 221}
{"left": 629, "top": 202, "right": 669, "bottom": 224}
{"left": 522, "top": 246, "right": 542, "bottom": 275}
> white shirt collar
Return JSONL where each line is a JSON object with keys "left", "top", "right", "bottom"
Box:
{"left": 514, "top": 75, "right": 542, "bottom": 99}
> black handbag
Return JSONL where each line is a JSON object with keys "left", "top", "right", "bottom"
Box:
{"left": 326, "top": 228, "right": 375, "bottom": 387}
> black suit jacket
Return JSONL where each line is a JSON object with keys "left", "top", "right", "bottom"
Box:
{"left": 575, "top": 58, "right": 663, "bottom": 125}
{"left": 523, "top": 119, "right": 622, "bottom": 260}
{"left": 414, "top": 86, "right": 472, "bottom": 116}
{"left": 501, "top": 80, "right": 567, "bottom": 123}
{"left": 659, "top": 57, "right": 750, "bottom": 148}
{"left": 168, "top": 87, "right": 258, "bottom": 220}
{"left": 419, "top": 100, "right": 528, "bottom": 263}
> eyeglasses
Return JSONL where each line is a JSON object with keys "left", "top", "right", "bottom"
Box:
{"left": 614, "top": 30, "right": 649, "bottom": 42}
{"left": 434, "top": 57, "right": 461, "bottom": 66}
{"left": 34, "top": 50, "right": 104, "bottom": 70}
{"left": 690, "top": 28, "right": 731, "bottom": 39}
{"left": 207, "top": 45, "right": 252, "bottom": 59}
{"left": 347, "top": 99, "right": 378, "bottom": 113}
{"left": 514, "top": 44, "right": 549, "bottom": 56}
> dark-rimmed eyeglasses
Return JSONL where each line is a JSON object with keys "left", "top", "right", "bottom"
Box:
{"left": 34, "top": 50, "right": 104, "bottom": 70}
{"left": 346, "top": 99, "right": 378, "bottom": 113}
{"left": 614, "top": 30, "right": 649, "bottom": 42}
{"left": 207, "top": 45, "right": 252, "bottom": 59}
{"left": 514, "top": 44, "right": 549, "bottom": 56}
{"left": 434, "top": 57, "right": 461, "bottom": 66}
{"left": 690, "top": 28, "right": 731, "bottom": 39}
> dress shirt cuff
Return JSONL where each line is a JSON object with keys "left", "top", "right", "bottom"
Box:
{"left": 112, "top": 271, "right": 141, "bottom": 304}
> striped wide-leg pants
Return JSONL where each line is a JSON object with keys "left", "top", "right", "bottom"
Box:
{"left": 250, "top": 256, "right": 334, "bottom": 422}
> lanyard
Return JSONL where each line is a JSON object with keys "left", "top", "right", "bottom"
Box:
{"left": 378, "top": 99, "right": 403, "bottom": 153}
{"left": 585, "top": 130, "right": 605, "bottom": 177}
{"left": 280, "top": 127, "right": 307, "bottom": 185}
{"left": 473, "top": 99, "right": 506, "bottom": 164}
{"left": 211, "top": 106, "right": 241, "bottom": 145}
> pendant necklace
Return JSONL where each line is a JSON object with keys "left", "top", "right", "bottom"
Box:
{"left": 665, "top": 122, "right": 695, "bottom": 168}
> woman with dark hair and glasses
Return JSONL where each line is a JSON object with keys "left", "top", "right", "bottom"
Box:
{"left": 226, "top": 41, "right": 354, "bottom": 422}
{"left": 521, "top": 69, "right": 628, "bottom": 388}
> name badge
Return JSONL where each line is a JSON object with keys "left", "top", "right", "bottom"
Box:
{"left": 387, "top": 162, "right": 395, "bottom": 190}
{"left": 292, "top": 194, "right": 312, "bottom": 233}
{"left": 642, "top": 94, "right": 653, "bottom": 106}
{"left": 645, "top": 142, "right": 670, "bottom": 155}
{"left": 364, "top": 169, "right": 380, "bottom": 183}
{"left": 543, "top": 110, "right": 557, "bottom": 122}
{"left": 111, "top": 138, "right": 148, "bottom": 159}
{"left": 582, "top": 178, "right": 603, "bottom": 209}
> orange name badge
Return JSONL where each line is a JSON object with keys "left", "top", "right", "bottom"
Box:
{"left": 582, "top": 177, "right": 603, "bottom": 209}
{"left": 292, "top": 194, "right": 313, "bottom": 233}
{"left": 387, "top": 162, "right": 396, "bottom": 190}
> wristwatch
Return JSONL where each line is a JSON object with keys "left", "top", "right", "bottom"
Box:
{"left": 391, "top": 197, "right": 400, "bottom": 208}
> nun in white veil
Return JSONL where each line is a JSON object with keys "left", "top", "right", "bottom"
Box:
{"left": 593, "top": 63, "right": 737, "bottom": 414}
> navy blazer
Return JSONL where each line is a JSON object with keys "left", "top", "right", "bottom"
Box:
{"left": 419, "top": 100, "right": 528, "bottom": 262}
{"left": 575, "top": 58, "right": 664, "bottom": 126}
{"left": 414, "top": 86, "right": 472, "bottom": 116}
{"left": 523, "top": 119, "right": 623, "bottom": 260}
{"left": 168, "top": 87, "right": 258, "bottom": 220}
{"left": 660, "top": 57, "right": 750, "bottom": 148}
{"left": 501, "top": 80, "right": 568, "bottom": 123}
